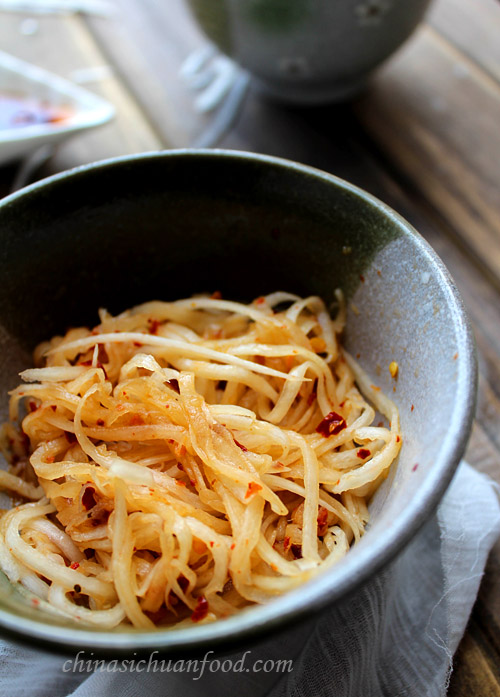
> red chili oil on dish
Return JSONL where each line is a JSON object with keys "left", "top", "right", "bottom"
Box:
{"left": 0, "top": 93, "right": 69, "bottom": 129}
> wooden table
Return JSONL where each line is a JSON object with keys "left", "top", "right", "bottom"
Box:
{"left": 0, "top": 0, "right": 499, "bottom": 693}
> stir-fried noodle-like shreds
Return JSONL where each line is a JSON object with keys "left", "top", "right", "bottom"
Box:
{"left": 0, "top": 292, "right": 401, "bottom": 628}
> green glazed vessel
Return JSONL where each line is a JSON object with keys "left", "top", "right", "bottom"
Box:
{"left": 187, "top": 0, "right": 432, "bottom": 103}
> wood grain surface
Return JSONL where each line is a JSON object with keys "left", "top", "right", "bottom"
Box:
{"left": 0, "top": 0, "right": 499, "bottom": 693}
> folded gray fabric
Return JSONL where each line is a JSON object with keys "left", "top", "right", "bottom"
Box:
{"left": 1, "top": 461, "right": 498, "bottom": 697}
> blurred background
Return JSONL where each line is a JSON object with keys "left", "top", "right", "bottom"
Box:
{"left": 0, "top": 0, "right": 499, "bottom": 694}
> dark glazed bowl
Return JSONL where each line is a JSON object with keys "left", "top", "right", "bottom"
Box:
{"left": 0, "top": 150, "right": 476, "bottom": 655}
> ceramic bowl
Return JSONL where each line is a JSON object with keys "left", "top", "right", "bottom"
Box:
{"left": 0, "top": 150, "right": 476, "bottom": 654}
{"left": 187, "top": 0, "right": 433, "bottom": 103}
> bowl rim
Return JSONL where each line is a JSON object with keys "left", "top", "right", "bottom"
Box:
{"left": 0, "top": 149, "right": 477, "bottom": 655}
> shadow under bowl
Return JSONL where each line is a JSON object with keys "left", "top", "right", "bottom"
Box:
{"left": 0, "top": 149, "right": 476, "bottom": 656}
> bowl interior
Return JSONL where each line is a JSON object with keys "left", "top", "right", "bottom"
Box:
{"left": 0, "top": 151, "right": 475, "bottom": 654}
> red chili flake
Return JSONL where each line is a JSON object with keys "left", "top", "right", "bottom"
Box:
{"left": 166, "top": 379, "right": 180, "bottom": 393}
{"left": 65, "top": 431, "right": 77, "bottom": 444}
{"left": 177, "top": 462, "right": 184, "bottom": 471}
{"left": 70, "top": 562, "right": 80, "bottom": 570}
{"left": 291, "top": 544, "right": 302, "bottom": 559}
{"left": 255, "top": 296, "right": 266, "bottom": 305}
{"left": 81, "top": 486, "right": 96, "bottom": 510}
{"left": 230, "top": 543, "right": 235, "bottom": 550}
{"left": 412, "top": 463, "right": 419, "bottom": 472}
{"left": 133, "top": 341, "right": 143, "bottom": 347}
{"left": 31, "top": 598, "right": 40, "bottom": 606}
{"left": 283, "top": 536, "right": 291, "bottom": 552}
{"left": 317, "top": 506, "right": 329, "bottom": 536}
{"left": 210, "top": 541, "right": 214, "bottom": 548}
{"left": 50, "top": 405, "right": 57, "bottom": 412}
{"left": 176, "top": 480, "right": 186, "bottom": 487}
{"left": 245, "top": 482, "right": 262, "bottom": 499}
{"left": 96, "top": 418, "right": 105, "bottom": 427}
{"left": 377, "top": 421, "right": 384, "bottom": 427}
{"left": 396, "top": 436, "right": 401, "bottom": 443}
{"left": 28, "top": 401, "right": 38, "bottom": 412}
{"left": 211, "top": 290, "right": 222, "bottom": 299}
{"left": 148, "top": 318, "right": 160, "bottom": 335}
{"left": 46, "top": 455, "right": 54, "bottom": 463}
{"left": 190, "top": 479, "right": 196, "bottom": 487}
{"left": 359, "top": 274, "right": 365, "bottom": 283}
{"left": 191, "top": 596, "right": 209, "bottom": 622}
{"left": 165, "top": 404, "right": 170, "bottom": 409}
{"left": 234, "top": 439, "right": 248, "bottom": 452}
{"left": 316, "top": 411, "right": 347, "bottom": 438}
{"left": 453, "top": 352, "right": 458, "bottom": 360}
{"left": 411, "top": 404, "right": 415, "bottom": 412}
{"left": 129, "top": 414, "right": 144, "bottom": 426}
{"left": 357, "top": 448, "right": 371, "bottom": 459}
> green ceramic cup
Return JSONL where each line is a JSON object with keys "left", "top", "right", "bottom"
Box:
{"left": 187, "top": 0, "right": 432, "bottom": 103}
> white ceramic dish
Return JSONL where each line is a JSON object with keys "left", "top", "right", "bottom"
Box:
{"left": 0, "top": 50, "right": 114, "bottom": 165}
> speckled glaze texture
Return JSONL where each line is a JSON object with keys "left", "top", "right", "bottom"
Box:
{"left": 0, "top": 150, "right": 476, "bottom": 655}
{"left": 187, "top": 0, "right": 433, "bottom": 103}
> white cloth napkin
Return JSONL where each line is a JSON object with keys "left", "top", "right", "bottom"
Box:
{"left": 1, "top": 461, "right": 499, "bottom": 697}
